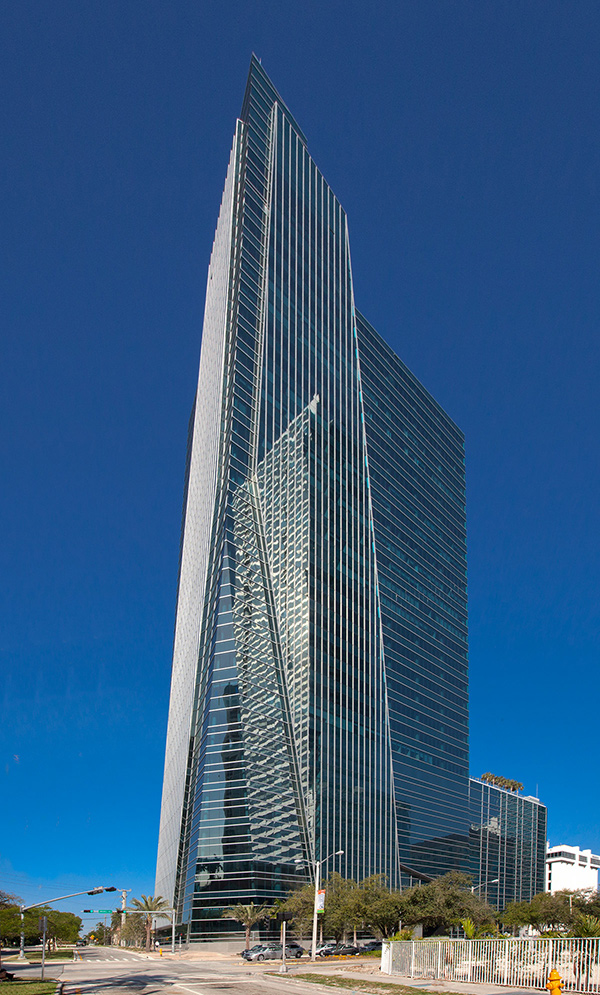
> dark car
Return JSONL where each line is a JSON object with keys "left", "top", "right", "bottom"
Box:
{"left": 75, "top": 940, "right": 87, "bottom": 947}
{"left": 335, "top": 943, "right": 361, "bottom": 956}
{"left": 361, "top": 940, "right": 382, "bottom": 952}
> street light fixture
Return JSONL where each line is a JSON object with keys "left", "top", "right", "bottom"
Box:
{"left": 471, "top": 878, "right": 499, "bottom": 896}
{"left": 296, "top": 849, "right": 344, "bottom": 961}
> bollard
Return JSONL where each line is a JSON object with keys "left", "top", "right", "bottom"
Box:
{"left": 546, "top": 969, "right": 563, "bottom": 995}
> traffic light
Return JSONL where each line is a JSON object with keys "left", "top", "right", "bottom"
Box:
{"left": 83, "top": 910, "right": 93, "bottom": 914}
{"left": 104, "top": 887, "right": 117, "bottom": 892}
{"left": 87, "top": 888, "right": 103, "bottom": 895}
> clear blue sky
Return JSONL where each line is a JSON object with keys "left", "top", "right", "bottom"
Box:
{"left": 2, "top": 0, "right": 599, "bottom": 916}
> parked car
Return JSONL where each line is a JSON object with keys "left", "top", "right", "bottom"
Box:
{"left": 316, "top": 942, "right": 337, "bottom": 957}
{"left": 335, "top": 943, "right": 361, "bottom": 956}
{"left": 248, "top": 944, "right": 277, "bottom": 961}
{"left": 247, "top": 943, "right": 304, "bottom": 961}
{"left": 241, "top": 944, "right": 265, "bottom": 960}
{"left": 286, "top": 942, "right": 306, "bottom": 958}
{"left": 361, "top": 940, "right": 382, "bottom": 952}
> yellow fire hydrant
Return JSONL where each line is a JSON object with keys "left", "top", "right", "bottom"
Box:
{"left": 546, "top": 969, "right": 563, "bottom": 995}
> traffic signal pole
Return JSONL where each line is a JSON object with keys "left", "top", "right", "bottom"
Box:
{"left": 19, "top": 886, "right": 117, "bottom": 959}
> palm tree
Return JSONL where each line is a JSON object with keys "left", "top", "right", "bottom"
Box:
{"left": 221, "top": 903, "right": 272, "bottom": 950}
{"left": 570, "top": 914, "right": 600, "bottom": 938}
{"left": 129, "top": 895, "right": 170, "bottom": 951}
{"left": 460, "top": 917, "right": 498, "bottom": 939}
{"left": 569, "top": 915, "right": 600, "bottom": 989}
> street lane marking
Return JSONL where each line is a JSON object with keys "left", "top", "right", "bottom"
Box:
{"left": 170, "top": 983, "right": 256, "bottom": 994}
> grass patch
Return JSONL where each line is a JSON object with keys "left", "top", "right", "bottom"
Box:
{"left": 273, "top": 974, "right": 463, "bottom": 995}
{"left": 23, "top": 953, "right": 73, "bottom": 962}
{"left": 0, "top": 983, "right": 58, "bottom": 994}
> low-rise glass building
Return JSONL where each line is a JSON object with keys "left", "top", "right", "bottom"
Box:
{"left": 469, "top": 777, "right": 547, "bottom": 909}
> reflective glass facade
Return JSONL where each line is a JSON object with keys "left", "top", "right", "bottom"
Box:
{"left": 156, "top": 58, "right": 471, "bottom": 939}
{"left": 356, "top": 314, "right": 470, "bottom": 881}
{"left": 469, "top": 778, "right": 547, "bottom": 910}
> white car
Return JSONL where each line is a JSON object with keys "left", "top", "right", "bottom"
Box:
{"left": 316, "top": 942, "right": 337, "bottom": 957}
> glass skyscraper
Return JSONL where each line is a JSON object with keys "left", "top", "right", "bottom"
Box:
{"left": 156, "top": 57, "right": 470, "bottom": 940}
{"left": 469, "top": 778, "right": 547, "bottom": 910}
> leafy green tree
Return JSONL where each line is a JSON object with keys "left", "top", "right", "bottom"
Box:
{"left": 0, "top": 891, "right": 22, "bottom": 966}
{"left": 121, "top": 912, "right": 146, "bottom": 947}
{"left": 0, "top": 891, "right": 20, "bottom": 908}
{"left": 500, "top": 892, "right": 571, "bottom": 934}
{"left": 1, "top": 908, "right": 45, "bottom": 945}
{"left": 390, "top": 927, "right": 414, "bottom": 940}
{"left": 358, "top": 875, "right": 403, "bottom": 939}
{"left": 558, "top": 890, "right": 600, "bottom": 921}
{"left": 0, "top": 904, "right": 21, "bottom": 944}
{"left": 398, "top": 872, "right": 495, "bottom": 937}
{"left": 282, "top": 874, "right": 366, "bottom": 943}
{"left": 282, "top": 883, "right": 315, "bottom": 935}
{"left": 319, "top": 873, "right": 360, "bottom": 942}
{"left": 129, "top": 895, "right": 170, "bottom": 952}
{"left": 90, "top": 921, "right": 111, "bottom": 946}
{"left": 584, "top": 895, "right": 600, "bottom": 919}
{"left": 45, "top": 908, "right": 82, "bottom": 948}
{"left": 282, "top": 871, "right": 496, "bottom": 943}
{"left": 0, "top": 900, "right": 80, "bottom": 949}
{"left": 221, "top": 903, "right": 272, "bottom": 950}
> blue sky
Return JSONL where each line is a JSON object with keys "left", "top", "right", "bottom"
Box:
{"left": 1, "top": 0, "right": 599, "bottom": 915}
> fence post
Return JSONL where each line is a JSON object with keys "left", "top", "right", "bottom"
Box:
{"left": 503, "top": 939, "right": 508, "bottom": 987}
{"left": 468, "top": 940, "right": 472, "bottom": 983}
{"left": 381, "top": 941, "right": 390, "bottom": 975}
{"left": 411, "top": 941, "right": 415, "bottom": 979}
{"left": 437, "top": 941, "right": 442, "bottom": 979}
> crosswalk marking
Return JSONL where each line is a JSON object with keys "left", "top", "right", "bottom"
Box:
{"left": 70, "top": 958, "right": 142, "bottom": 964}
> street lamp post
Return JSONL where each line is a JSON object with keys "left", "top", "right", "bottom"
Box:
{"left": 471, "top": 878, "right": 499, "bottom": 900}
{"left": 306, "top": 850, "right": 344, "bottom": 962}
{"left": 19, "top": 886, "right": 117, "bottom": 960}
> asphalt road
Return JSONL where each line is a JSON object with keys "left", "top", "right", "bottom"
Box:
{"left": 7, "top": 947, "right": 351, "bottom": 995}
{"left": 4, "top": 947, "right": 546, "bottom": 995}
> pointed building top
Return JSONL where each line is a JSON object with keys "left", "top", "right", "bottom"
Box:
{"left": 241, "top": 55, "right": 308, "bottom": 146}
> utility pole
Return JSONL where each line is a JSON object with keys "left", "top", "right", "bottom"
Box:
{"left": 119, "top": 889, "right": 130, "bottom": 946}
{"left": 39, "top": 917, "right": 48, "bottom": 980}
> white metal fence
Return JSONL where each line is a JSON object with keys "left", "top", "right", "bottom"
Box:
{"left": 382, "top": 938, "right": 600, "bottom": 993}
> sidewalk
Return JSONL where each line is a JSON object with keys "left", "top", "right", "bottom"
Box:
{"left": 270, "top": 960, "right": 545, "bottom": 995}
